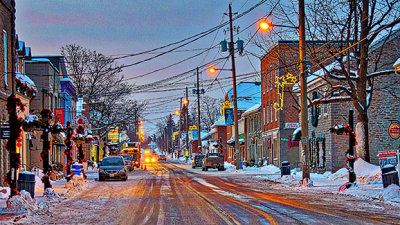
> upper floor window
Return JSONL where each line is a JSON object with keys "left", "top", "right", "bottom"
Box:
{"left": 275, "top": 101, "right": 278, "bottom": 122}
{"left": 3, "top": 30, "right": 7, "bottom": 87}
{"left": 266, "top": 104, "right": 269, "bottom": 124}
{"left": 263, "top": 106, "right": 265, "bottom": 125}
{"left": 270, "top": 64, "right": 273, "bottom": 91}
{"left": 270, "top": 103, "right": 273, "bottom": 123}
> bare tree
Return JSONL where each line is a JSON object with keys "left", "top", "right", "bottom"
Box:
{"left": 200, "top": 96, "right": 221, "bottom": 131}
{"left": 305, "top": 0, "right": 400, "bottom": 162}
{"left": 61, "top": 44, "right": 146, "bottom": 135}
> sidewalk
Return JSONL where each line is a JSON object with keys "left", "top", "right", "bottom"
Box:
{"left": 0, "top": 169, "right": 95, "bottom": 223}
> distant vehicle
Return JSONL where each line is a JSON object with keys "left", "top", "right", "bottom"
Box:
{"left": 158, "top": 155, "right": 167, "bottom": 161}
{"left": 98, "top": 156, "right": 128, "bottom": 181}
{"left": 120, "top": 154, "right": 134, "bottom": 171}
{"left": 144, "top": 152, "right": 158, "bottom": 163}
{"left": 192, "top": 154, "right": 204, "bottom": 168}
{"left": 202, "top": 153, "right": 224, "bottom": 171}
{"left": 121, "top": 142, "right": 141, "bottom": 168}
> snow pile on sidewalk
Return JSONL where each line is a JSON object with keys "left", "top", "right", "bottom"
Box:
{"left": 64, "top": 176, "right": 88, "bottom": 197}
{"left": 330, "top": 158, "right": 381, "bottom": 183}
{"left": 6, "top": 190, "right": 37, "bottom": 214}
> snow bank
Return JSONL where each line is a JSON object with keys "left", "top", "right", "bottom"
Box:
{"left": 330, "top": 158, "right": 381, "bottom": 183}
{"left": 382, "top": 184, "right": 400, "bottom": 204}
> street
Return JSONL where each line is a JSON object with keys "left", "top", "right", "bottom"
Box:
{"left": 15, "top": 162, "right": 400, "bottom": 225}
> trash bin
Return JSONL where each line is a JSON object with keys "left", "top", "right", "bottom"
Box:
{"left": 71, "top": 164, "right": 82, "bottom": 176}
{"left": 17, "top": 171, "right": 35, "bottom": 198}
{"left": 381, "top": 164, "right": 399, "bottom": 188}
{"left": 281, "top": 161, "right": 290, "bottom": 176}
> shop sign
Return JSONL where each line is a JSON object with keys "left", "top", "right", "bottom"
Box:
{"left": 1, "top": 124, "right": 10, "bottom": 139}
{"left": 108, "top": 127, "right": 119, "bottom": 143}
{"left": 379, "top": 150, "right": 399, "bottom": 168}
{"left": 285, "top": 122, "right": 299, "bottom": 129}
{"left": 388, "top": 121, "right": 400, "bottom": 139}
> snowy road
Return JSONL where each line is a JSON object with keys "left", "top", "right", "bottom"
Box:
{"left": 15, "top": 162, "right": 400, "bottom": 224}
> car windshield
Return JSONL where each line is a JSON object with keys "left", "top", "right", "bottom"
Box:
{"left": 102, "top": 157, "right": 124, "bottom": 166}
{"left": 132, "top": 155, "right": 137, "bottom": 160}
{"left": 208, "top": 153, "right": 219, "bottom": 157}
{"left": 122, "top": 156, "right": 131, "bottom": 161}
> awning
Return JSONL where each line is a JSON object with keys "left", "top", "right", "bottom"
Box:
{"left": 292, "top": 127, "right": 301, "bottom": 141}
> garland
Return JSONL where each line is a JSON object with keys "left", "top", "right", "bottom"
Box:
{"left": 64, "top": 122, "right": 74, "bottom": 181}
{"left": 40, "top": 109, "right": 53, "bottom": 189}
{"left": 5, "top": 95, "right": 25, "bottom": 197}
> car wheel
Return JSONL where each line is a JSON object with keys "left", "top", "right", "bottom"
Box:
{"left": 202, "top": 167, "right": 205, "bottom": 171}
{"left": 122, "top": 177, "right": 128, "bottom": 181}
{"left": 99, "top": 177, "right": 104, "bottom": 181}
{"left": 205, "top": 167, "right": 208, "bottom": 171}
{"left": 192, "top": 166, "right": 195, "bottom": 169}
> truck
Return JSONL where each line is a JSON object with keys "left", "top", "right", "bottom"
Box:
{"left": 121, "top": 142, "right": 141, "bottom": 168}
{"left": 202, "top": 153, "right": 225, "bottom": 171}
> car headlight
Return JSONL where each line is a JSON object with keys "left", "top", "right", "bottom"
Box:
{"left": 135, "top": 161, "right": 139, "bottom": 164}
{"left": 145, "top": 158, "right": 150, "bottom": 162}
{"left": 151, "top": 158, "right": 156, "bottom": 162}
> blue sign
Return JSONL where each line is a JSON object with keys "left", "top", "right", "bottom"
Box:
{"left": 225, "top": 108, "right": 234, "bottom": 125}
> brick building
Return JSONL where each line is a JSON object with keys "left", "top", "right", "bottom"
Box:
{"left": 243, "top": 103, "right": 263, "bottom": 166}
{"left": 261, "top": 41, "right": 341, "bottom": 168}
{"left": 0, "top": 0, "right": 15, "bottom": 185}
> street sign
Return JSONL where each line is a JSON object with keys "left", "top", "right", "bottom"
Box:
{"left": 224, "top": 108, "right": 234, "bottom": 125}
{"left": 1, "top": 124, "right": 10, "bottom": 139}
{"left": 379, "top": 150, "right": 399, "bottom": 168}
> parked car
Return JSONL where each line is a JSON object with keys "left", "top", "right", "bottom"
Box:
{"left": 202, "top": 153, "right": 224, "bottom": 171}
{"left": 192, "top": 154, "right": 204, "bottom": 168}
{"left": 98, "top": 156, "right": 128, "bottom": 181}
{"left": 120, "top": 154, "right": 134, "bottom": 171}
{"left": 158, "top": 155, "right": 167, "bottom": 161}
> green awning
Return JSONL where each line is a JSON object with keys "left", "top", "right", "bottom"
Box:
{"left": 292, "top": 127, "right": 301, "bottom": 141}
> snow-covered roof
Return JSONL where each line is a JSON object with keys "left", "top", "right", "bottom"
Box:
{"left": 25, "top": 58, "right": 50, "bottom": 63}
{"left": 242, "top": 103, "right": 261, "bottom": 117}
{"left": 394, "top": 58, "right": 400, "bottom": 67}
{"left": 227, "top": 82, "right": 261, "bottom": 111}
{"left": 17, "top": 41, "right": 25, "bottom": 52}
{"left": 16, "top": 72, "right": 37, "bottom": 92}
{"left": 60, "top": 77, "right": 77, "bottom": 87}
{"left": 25, "top": 47, "right": 31, "bottom": 58}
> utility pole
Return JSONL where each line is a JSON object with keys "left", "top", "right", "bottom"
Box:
{"left": 299, "top": 0, "right": 310, "bottom": 181}
{"left": 186, "top": 87, "right": 190, "bottom": 156}
{"left": 229, "top": 4, "right": 240, "bottom": 170}
{"left": 196, "top": 67, "right": 202, "bottom": 154}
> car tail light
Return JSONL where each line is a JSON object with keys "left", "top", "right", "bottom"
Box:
{"left": 135, "top": 161, "right": 139, "bottom": 164}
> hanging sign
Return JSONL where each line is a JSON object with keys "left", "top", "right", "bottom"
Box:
{"left": 224, "top": 108, "right": 234, "bottom": 125}
{"left": 388, "top": 121, "right": 400, "bottom": 139}
{"left": 54, "top": 108, "right": 65, "bottom": 125}
{"left": 189, "top": 125, "right": 197, "bottom": 131}
{"left": 1, "top": 124, "right": 10, "bottom": 139}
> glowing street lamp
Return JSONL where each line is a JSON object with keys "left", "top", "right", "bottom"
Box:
{"left": 208, "top": 67, "right": 231, "bottom": 75}
{"left": 260, "top": 21, "right": 272, "bottom": 31}
{"left": 183, "top": 99, "right": 189, "bottom": 105}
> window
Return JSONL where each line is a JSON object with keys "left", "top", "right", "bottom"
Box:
{"left": 274, "top": 64, "right": 278, "bottom": 88}
{"left": 275, "top": 101, "right": 277, "bottom": 121}
{"left": 3, "top": 30, "right": 7, "bottom": 86}
{"left": 270, "top": 103, "right": 273, "bottom": 123}
{"left": 272, "top": 64, "right": 275, "bottom": 89}
{"left": 266, "top": 104, "right": 269, "bottom": 124}
{"left": 263, "top": 106, "right": 265, "bottom": 125}
{"left": 270, "top": 65, "right": 273, "bottom": 91}
{"left": 266, "top": 70, "right": 268, "bottom": 92}
{"left": 262, "top": 72, "right": 265, "bottom": 95}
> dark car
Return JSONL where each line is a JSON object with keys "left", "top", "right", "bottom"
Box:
{"left": 120, "top": 154, "right": 134, "bottom": 171}
{"left": 202, "top": 153, "right": 224, "bottom": 171}
{"left": 98, "top": 156, "right": 128, "bottom": 181}
{"left": 158, "top": 155, "right": 167, "bottom": 161}
{"left": 192, "top": 154, "right": 204, "bottom": 168}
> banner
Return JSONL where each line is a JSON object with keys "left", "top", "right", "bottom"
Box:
{"left": 54, "top": 108, "right": 65, "bottom": 126}
{"left": 224, "top": 108, "right": 234, "bottom": 125}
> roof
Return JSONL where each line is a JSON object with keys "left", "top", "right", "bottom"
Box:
{"left": 16, "top": 72, "right": 37, "bottom": 92}
{"left": 226, "top": 82, "right": 261, "bottom": 111}
{"left": 395, "top": 58, "right": 400, "bottom": 67}
{"left": 17, "top": 41, "right": 25, "bottom": 52}
{"left": 242, "top": 103, "right": 261, "bottom": 117}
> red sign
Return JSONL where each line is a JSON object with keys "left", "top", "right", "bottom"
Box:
{"left": 389, "top": 122, "right": 400, "bottom": 139}
{"left": 379, "top": 150, "right": 398, "bottom": 157}
{"left": 54, "top": 108, "right": 64, "bottom": 125}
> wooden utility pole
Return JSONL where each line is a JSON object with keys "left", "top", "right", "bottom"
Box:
{"left": 229, "top": 4, "right": 240, "bottom": 170}
{"left": 186, "top": 87, "right": 190, "bottom": 155}
{"left": 196, "top": 67, "right": 202, "bottom": 154}
{"left": 299, "top": 0, "right": 310, "bottom": 181}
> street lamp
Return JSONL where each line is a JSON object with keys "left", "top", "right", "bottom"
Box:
{"left": 174, "top": 110, "right": 180, "bottom": 115}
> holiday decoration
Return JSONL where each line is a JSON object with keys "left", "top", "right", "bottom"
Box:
{"left": 274, "top": 73, "right": 297, "bottom": 110}
{"left": 40, "top": 108, "right": 53, "bottom": 190}
{"left": 64, "top": 122, "right": 74, "bottom": 181}
{"left": 5, "top": 95, "right": 25, "bottom": 197}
